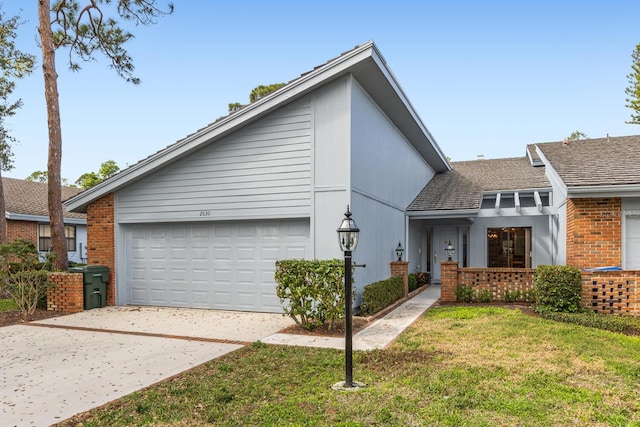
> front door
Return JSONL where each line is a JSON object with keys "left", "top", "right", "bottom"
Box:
{"left": 431, "top": 226, "right": 458, "bottom": 283}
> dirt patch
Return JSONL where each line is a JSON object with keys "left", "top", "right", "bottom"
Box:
{"left": 279, "top": 317, "right": 370, "bottom": 337}
{"left": 0, "top": 309, "right": 71, "bottom": 327}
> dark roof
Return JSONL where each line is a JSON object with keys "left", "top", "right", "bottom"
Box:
{"left": 3, "top": 177, "right": 86, "bottom": 220}
{"left": 408, "top": 157, "right": 550, "bottom": 211}
{"left": 532, "top": 135, "right": 640, "bottom": 187}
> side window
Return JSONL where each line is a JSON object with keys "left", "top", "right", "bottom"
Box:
{"left": 38, "top": 224, "right": 77, "bottom": 252}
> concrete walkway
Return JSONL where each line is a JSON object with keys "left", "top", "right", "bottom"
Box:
{"left": 1, "top": 285, "right": 439, "bottom": 426}
{"left": 264, "top": 285, "right": 440, "bottom": 349}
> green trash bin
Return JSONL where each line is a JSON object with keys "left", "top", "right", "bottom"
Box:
{"left": 70, "top": 265, "right": 109, "bottom": 310}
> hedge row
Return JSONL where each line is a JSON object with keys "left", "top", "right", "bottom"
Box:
{"left": 360, "top": 276, "right": 404, "bottom": 316}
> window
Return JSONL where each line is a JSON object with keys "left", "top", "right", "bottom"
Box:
{"left": 38, "top": 224, "right": 77, "bottom": 252}
{"left": 487, "top": 227, "right": 531, "bottom": 268}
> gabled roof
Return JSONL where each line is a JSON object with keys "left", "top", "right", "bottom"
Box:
{"left": 3, "top": 177, "right": 86, "bottom": 222}
{"left": 531, "top": 135, "right": 640, "bottom": 189}
{"left": 408, "top": 157, "right": 550, "bottom": 212}
{"left": 66, "top": 41, "right": 450, "bottom": 213}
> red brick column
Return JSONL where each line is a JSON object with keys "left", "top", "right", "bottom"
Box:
{"left": 86, "top": 193, "right": 116, "bottom": 306}
{"left": 440, "top": 261, "right": 459, "bottom": 302}
{"left": 47, "top": 272, "right": 84, "bottom": 313}
{"left": 390, "top": 261, "right": 409, "bottom": 298}
{"left": 566, "top": 198, "right": 622, "bottom": 269}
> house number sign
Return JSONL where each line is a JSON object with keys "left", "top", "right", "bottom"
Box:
{"left": 199, "top": 210, "right": 211, "bottom": 217}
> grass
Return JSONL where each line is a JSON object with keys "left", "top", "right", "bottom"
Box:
{"left": 0, "top": 298, "right": 18, "bottom": 312}
{"left": 59, "top": 307, "right": 640, "bottom": 426}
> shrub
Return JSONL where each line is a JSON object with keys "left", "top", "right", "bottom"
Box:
{"left": 534, "top": 265, "right": 583, "bottom": 314}
{"left": 455, "top": 284, "right": 474, "bottom": 303}
{"left": 274, "top": 259, "right": 345, "bottom": 330}
{"left": 503, "top": 289, "right": 522, "bottom": 303}
{"left": 476, "top": 288, "right": 493, "bottom": 303}
{"left": 0, "top": 239, "right": 51, "bottom": 316}
{"left": 541, "top": 311, "right": 640, "bottom": 336}
{"left": 523, "top": 288, "right": 537, "bottom": 304}
{"left": 360, "top": 276, "right": 404, "bottom": 316}
{"left": 408, "top": 274, "right": 418, "bottom": 292}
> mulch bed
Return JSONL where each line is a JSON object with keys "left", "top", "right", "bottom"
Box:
{"left": 279, "top": 317, "right": 371, "bottom": 337}
{"left": 0, "top": 308, "right": 71, "bottom": 327}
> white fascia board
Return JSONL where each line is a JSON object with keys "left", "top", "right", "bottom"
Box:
{"left": 567, "top": 185, "right": 640, "bottom": 197}
{"left": 369, "top": 45, "right": 450, "bottom": 171}
{"left": 66, "top": 42, "right": 379, "bottom": 212}
{"left": 477, "top": 206, "right": 557, "bottom": 217}
{"left": 406, "top": 209, "right": 479, "bottom": 220}
{"left": 6, "top": 212, "right": 87, "bottom": 225}
{"left": 535, "top": 145, "right": 567, "bottom": 196}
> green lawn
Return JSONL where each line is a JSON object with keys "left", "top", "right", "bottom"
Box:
{"left": 60, "top": 307, "right": 640, "bottom": 426}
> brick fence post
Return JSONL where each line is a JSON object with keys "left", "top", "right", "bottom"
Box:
{"left": 440, "top": 261, "right": 459, "bottom": 302}
{"left": 390, "top": 261, "right": 409, "bottom": 298}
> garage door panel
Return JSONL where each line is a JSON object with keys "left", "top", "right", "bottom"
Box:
{"left": 124, "top": 219, "right": 309, "bottom": 312}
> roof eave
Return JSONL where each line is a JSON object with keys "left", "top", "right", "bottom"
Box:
{"left": 567, "top": 184, "right": 640, "bottom": 197}
{"left": 66, "top": 41, "right": 448, "bottom": 213}
{"left": 406, "top": 209, "right": 479, "bottom": 219}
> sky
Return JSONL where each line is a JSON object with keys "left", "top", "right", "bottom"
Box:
{"left": 3, "top": 0, "right": 640, "bottom": 183}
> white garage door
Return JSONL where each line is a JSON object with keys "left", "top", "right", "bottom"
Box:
{"left": 626, "top": 216, "right": 640, "bottom": 270}
{"left": 123, "top": 219, "right": 309, "bottom": 312}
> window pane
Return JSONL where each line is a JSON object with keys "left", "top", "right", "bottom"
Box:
{"left": 487, "top": 227, "right": 531, "bottom": 268}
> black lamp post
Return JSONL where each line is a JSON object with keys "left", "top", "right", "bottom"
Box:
{"left": 395, "top": 241, "right": 404, "bottom": 261}
{"left": 336, "top": 205, "right": 359, "bottom": 389}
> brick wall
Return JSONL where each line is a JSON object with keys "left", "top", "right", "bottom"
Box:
{"left": 440, "top": 262, "right": 640, "bottom": 317}
{"left": 440, "top": 262, "right": 535, "bottom": 303}
{"left": 582, "top": 271, "right": 640, "bottom": 316}
{"left": 47, "top": 272, "right": 84, "bottom": 313}
{"left": 7, "top": 219, "right": 37, "bottom": 243}
{"left": 390, "top": 261, "right": 409, "bottom": 297}
{"left": 86, "top": 193, "right": 116, "bottom": 305}
{"left": 566, "top": 198, "right": 622, "bottom": 269}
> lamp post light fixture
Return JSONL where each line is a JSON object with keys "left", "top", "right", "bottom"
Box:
{"left": 395, "top": 241, "right": 404, "bottom": 261}
{"left": 333, "top": 205, "right": 364, "bottom": 391}
{"left": 445, "top": 241, "right": 455, "bottom": 261}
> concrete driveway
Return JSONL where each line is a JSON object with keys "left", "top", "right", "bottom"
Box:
{"left": 0, "top": 306, "right": 294, "bottom": 427}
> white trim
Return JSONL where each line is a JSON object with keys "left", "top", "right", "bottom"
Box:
{"left": 6, "top": 212, "right": 87, "bottom": 225}
{"left": 534, "top": 191, "right": 543, "bottom": 212}
{"left": 567, "top": 185, "right": 640, "bottom": 197}
{"left": 406, "top": 209, "right": 479, "bottom": 219}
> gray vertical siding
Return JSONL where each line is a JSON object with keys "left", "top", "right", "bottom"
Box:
{"left": 117, "top": 99, "right": 312, "bottom": 222}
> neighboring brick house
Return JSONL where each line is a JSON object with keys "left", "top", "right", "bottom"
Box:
{"left": 408, "top": 134, "right": 640, "bottom": 282}
{"left": 3, "top": 177, "right": 87, "bottom": 263}
{"left": 530, "top": 135, "right": 640, "bottom": 270}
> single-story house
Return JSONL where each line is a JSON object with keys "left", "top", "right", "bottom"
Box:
{"left": 65, "top": 41, "right": 450, "bottom": 312}
{"left": 64, "top": 39, "right": 640, "bottom": 312}
{"left": 4, "top": 177, "right": 87, "bottom": 263}
{"left": 407, "top": 135, "right": 640, "bottom": 282}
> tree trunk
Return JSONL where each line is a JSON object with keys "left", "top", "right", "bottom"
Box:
{"left": 38, "top": 0, "right": 68, "bottom": 270}
{"left": 0, "top": 168, "right": 6, "bottom": 245}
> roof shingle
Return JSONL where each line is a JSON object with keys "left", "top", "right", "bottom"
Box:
{"left": 533, "top": 135, "right": 640, "bottom": 187}
{"left": 408, "top": 157, "right": 550, "bottom": 211}
{"left": 3, "top": 177, "right": 86, "bottom": 220}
